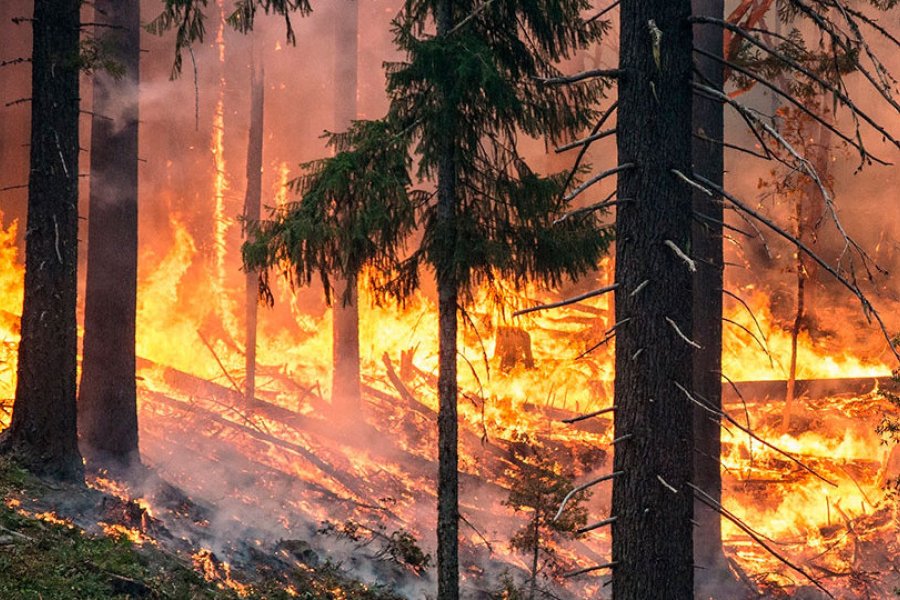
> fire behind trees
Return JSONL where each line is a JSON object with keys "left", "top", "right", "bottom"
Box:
{"left": 0, "top": 0, "right": 898, "bottom": 598}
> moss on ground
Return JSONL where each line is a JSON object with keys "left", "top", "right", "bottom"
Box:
{"left": 0, "top": 458, "right": 402, "bottom": 600}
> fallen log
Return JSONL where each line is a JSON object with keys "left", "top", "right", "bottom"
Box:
{"left": 723, "top": 376, "right": 894, "bottom": 405}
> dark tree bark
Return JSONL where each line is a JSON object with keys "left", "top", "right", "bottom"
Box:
{"left": 691, "top": 0, "right": 727, "bottom": 581}
{"left": 78, "top": 0, "right": 141, "bottom": 467}
{"left": 434, "top": 4, "right": 460, "bottom": 598}
{"left": 2, "top": 0, "right": 84, "bottom": 481}
{"left": 331, "top": 0, "right": 362, "bottom": 414}
{"left": 611, "top": 1, "right": 695, "bottom": 598}
{"left": 243, "top": 54, "right": 264, "bottom": 408}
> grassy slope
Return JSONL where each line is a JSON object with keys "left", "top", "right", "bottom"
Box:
{"left": 0, "top": 458, "right": 402, "bottom": 600}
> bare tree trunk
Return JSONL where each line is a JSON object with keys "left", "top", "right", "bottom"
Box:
{"left": 79, "top": 0, "right": 141, "bottom": 468}
{"left": 612, "top": 1, "right": 695, "bottom": 597}
{"left": 691, "top": 0, "right": 727, "bottom": 581}
{"left": 243, "top": 51, "right": 264, "bottom": 408}
{"left": 434, "top": 4, "right": 460, "bottom": 597}
{"left": 1, "top": 0, "right": 84, "bottom": 481}
{"left": 331, "top": 0, "right": 362, "bottom": 415}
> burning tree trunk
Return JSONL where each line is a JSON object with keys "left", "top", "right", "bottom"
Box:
{"left": 1, "top": 0, "right": 83, "bottom": 481}
{"left": 79, "top": 0, "right": 141, "bottom": 467}
{"left": 331, "top": 0, "right": 362, "bottom": 415}
{"left": 243, "top": 51, "right": 264, "bottom": 408}
{"left": 691, "top": 0, "right": 727, "bottom": 581}
{"left": 612, "top": 1, "right": 695, "bottom": 597}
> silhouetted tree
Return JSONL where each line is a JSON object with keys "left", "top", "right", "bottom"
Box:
{"left": 611, "top": 2, "right": 696, "bottom": 597}
{"left": 1, "top": 0, "right": 83, "bottom": 481}
{"left": 78, "top": 0, "right": 142, "bottom": 468}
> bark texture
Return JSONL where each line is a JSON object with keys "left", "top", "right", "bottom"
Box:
{"left": 691, "top": 0, "right": 726, "bottom": 577}
{"left": 612, "top": 1, "right": 695, "bottom": 597}
{"left": 434, "top": 4, "right": 460, "bottom": 598}
{"left": 331, "top": 0, "right": 362, "bottom": 414}
{"left": 79, "top": 0, "right": 141, "bottom": 467}
{"left": 3, "top": 0, "right": 84, "bottom": 481}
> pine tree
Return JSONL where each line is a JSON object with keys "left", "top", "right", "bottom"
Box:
{"left": 503, "top": 436, "right": 590, "bottom": 600}
{"left": 0, "top": 0, "right": 84, "bottom": 481}
{"left": 78, "top": 0, "right": 142, "bottom": 468}
{"left": 243, "top": 3, "right": 611, "bottom": 597}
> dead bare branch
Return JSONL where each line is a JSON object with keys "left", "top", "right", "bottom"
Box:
{"left": 512, "top": 283, "right": 618, "bottom": 317}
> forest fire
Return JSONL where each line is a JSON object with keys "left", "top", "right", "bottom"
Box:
{"left": 1, "top": 0, "right": 899, "bottom": 598}
{"left": 0, "top": 191, "right": 898, "bottom": 597}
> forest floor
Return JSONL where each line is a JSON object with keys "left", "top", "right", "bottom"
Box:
{"left": 0, "top": 457, "right": 403, "bottom": 599}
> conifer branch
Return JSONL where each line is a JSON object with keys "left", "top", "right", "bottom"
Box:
{"left": 554, "top": 194, "right": 622, "bottom": 225}
{"left": 578, "top": 516, "right": 617, "bottom": 534}
{"left": 555, "top": 128, "right": 617, "bottom": 153}
{"left": 587, "top": 0, "right": 620, "bottom": 24}
{"left": 692, "top": 81, "right": 888, "bottom": 166}
{"left": 692, "top": 131, "right": 769, "bottom": 161}
{"left": 692, "top": 17, "right": 900, "bottom": 129}
{"left": 0, "top": 57, "right": 30, "bottom": 67}
{"left": 666, "top": 317, "right": 701, "bottom": 349}
{"left": 720, "top": 288, "right": 772, "bottom": 367}
{"left": 560, "top": 100, "right": 619, "bottom": 194}
{"left": 695, "top": 48, "right": 898, "bottom": 161}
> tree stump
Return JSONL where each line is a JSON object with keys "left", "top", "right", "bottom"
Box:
{"left": 494, "top": 327, "right": 535, "bottom": 372}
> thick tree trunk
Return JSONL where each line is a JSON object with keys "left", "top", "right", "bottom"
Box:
{"left": 612, "top": 1, "right": 695, "bottom": 598}
{"left": 331, "top": 0, "right": 362, "bottom": 414}
{"left": 2, "top": 0, "right": 84, "bottom": 481}
{"left": 691, "top": 0, "right": 727, "bottom": 580}
{"left": 243, "top": 55, "right": 264, "bottom": 408}
{"left": 79, "top": 0, "right": 141, "bottom": 468}
{"left": 434, "top": 4, "right": 460, "bottom": 598}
